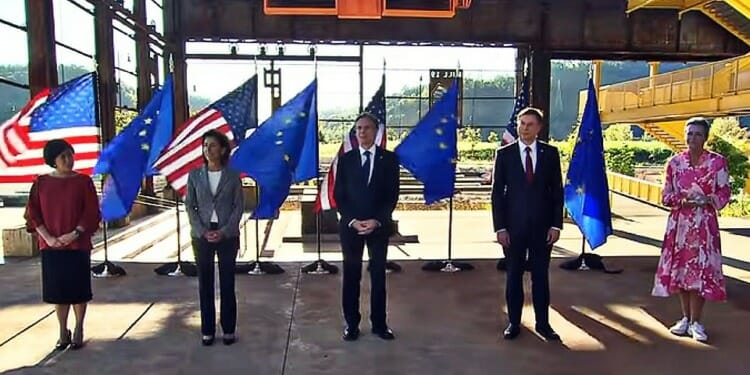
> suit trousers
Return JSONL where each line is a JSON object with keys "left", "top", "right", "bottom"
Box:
{"left": 339, "top": 224, "right": 389, "bottom": 331}
{"left": 504, "top": 226, "right": 552, "bottom": 327}
{"left": 193, "top": 225, "right": 239, "bottom": 336}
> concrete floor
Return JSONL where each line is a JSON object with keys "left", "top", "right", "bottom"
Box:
{"left": 1, "top": 195, "right": 749, "bottom": 374}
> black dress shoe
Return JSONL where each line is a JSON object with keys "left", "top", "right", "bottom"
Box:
{"left": 223, "top": 334, "right": 236, "bottom": 345}
{"left": 202, "top": 335, "right": 215, "bottom": 346}
{"left": 343, "top": 327, "right": 360, "bottom": 341}
{"left": 503, "top": 324, "right": 521, "bottom": 340}
{"left": 372, "top": 327, "right": 395, "bottom": 340}
{"left": 535, "top": 325, "right": 561, "bottom": 341}
{"left": 55, "top": 329, "right": 71, "bottom": 350}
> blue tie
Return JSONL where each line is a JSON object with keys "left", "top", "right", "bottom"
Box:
{"left": 362, "top": 150, "right": 371, "bottom": 185}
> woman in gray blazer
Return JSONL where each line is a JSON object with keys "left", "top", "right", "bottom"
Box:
{"left": 185, "top": 129, "right": 244, "bottom": 346}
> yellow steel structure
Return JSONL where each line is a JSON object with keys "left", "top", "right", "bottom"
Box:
{"left": 607, "top": 171, "right": 665, "bottom": 208}
{"left": 627, "top": 0, "right": 750, "bottom": 45}
{"left": 581, "top": 53, "right": 750, "bottom": 128}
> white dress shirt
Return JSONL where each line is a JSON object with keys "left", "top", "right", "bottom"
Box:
{"left": 208, "top": 170, "right": 222, "bottom": 223}
{"left": 359, "top": 144, "right": 376, "bottom": 185}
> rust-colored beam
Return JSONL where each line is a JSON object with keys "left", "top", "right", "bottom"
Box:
{"left": 179, "top": 0, "right": 748, "bottom": 60}
{"left": 95, "top": 2, "right": 116, "bottom": 144}
{"left": 25, "top": 0, "right": 58, "bottom": 95}
{"left": 164, "top": 0, "right": 188, "bottom": 128}
{"left": 530, "top": 47, "right": 551, "bottom": 141}
{"left": 134, "top": 0, "right": 155, "bottom": 196}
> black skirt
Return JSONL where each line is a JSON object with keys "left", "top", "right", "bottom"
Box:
{"left": 41, "top": 250, "right": 93, "bottom": 304}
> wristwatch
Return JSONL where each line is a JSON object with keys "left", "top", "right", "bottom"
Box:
{"left": 73, "top": 228, "right": 83, "bottom": 237}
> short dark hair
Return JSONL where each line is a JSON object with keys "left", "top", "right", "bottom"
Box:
{"left": 42, "top": 139, "right": 74, "bottom": 168}
{"left": 685, "top": 117, "right": 711, "bottom": 134}
{"left": 201, "top": 129, "right": 232, "bottom": 166}
{"left": 517, "top": 107, "right": 545, "bottom": 124}
{"left": 354, "top": 112, "right": 379, "bottom": 128}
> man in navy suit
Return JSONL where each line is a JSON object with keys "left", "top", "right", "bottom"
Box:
{"left": 491, "top": 107, "right": 564, "bottom": 341}
{"left": 334, "top": 113, "right": 400, "bottom": 341}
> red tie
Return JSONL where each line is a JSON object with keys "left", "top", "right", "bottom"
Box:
{"left": 525, "top": 146, "right": 533, "bottom": 184}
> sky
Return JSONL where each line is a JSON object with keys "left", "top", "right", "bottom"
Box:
{"left": 0, "top": 0, "right": 518, "bottom": 121}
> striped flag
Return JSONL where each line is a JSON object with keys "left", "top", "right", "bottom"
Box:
{"left": 501, "top": 75, "right": 529, "bottom": 145}
{"left": 0, "top": 73, "right": 100, "bottom": 183}
{"left": 315, "top": 74, "right": 386, "bottom": 211}
{"left": 153, "top": 75, "right": 257, "bottom": 197}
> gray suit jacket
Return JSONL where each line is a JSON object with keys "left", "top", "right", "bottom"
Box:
{"left": 185, "top": 165, "right": 244, "bottom": 239}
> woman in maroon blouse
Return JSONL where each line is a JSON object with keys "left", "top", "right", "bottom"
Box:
{"left": 24, "top": 139, "right": 101, "bottom": 350}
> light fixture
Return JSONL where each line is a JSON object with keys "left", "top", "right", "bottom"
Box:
{"left": 230, "top": 43, "right": 238, "bottom": 55}
{"left": 259, "top": 44, "right": 267, "bottom": 56}
{"left": 308, "top": 44, "right": 316, "bottom": 57}
{"left": 277, "top": 43, "right": 284, "bottom": 56}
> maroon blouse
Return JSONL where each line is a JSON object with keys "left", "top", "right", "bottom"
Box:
{"left": 24, "top": 173, "right": 101, "bottom": 251}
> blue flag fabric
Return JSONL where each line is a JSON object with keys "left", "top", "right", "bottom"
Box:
{"left": 231, "top": 80, "right": 318, "bottom": 219}
{"left": 211, "top": 75, "right": 258, "bottom": 142}
{"left": 395, "top": 80, "right": 459, "bottom": 204}
{"left": 30, "top": 73, "right": 96, "bottom": 131}
{"left": 564, "top": 78, "right": 612, "bottom": 250}
{"left": 94, "top": 76, "right": 174, "bottom": 221}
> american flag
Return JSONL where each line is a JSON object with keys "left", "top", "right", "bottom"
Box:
{"left": 315, "top": 74, "right": 386, "bottom": 211}
{"left": 0, "top": 73, "right": 100, "bottom": 183}
{"left": 153, "top": 75, "right": 257, "bottom": 197}
{"left": 501, "top": 76, "right": 529, "bottom": 145}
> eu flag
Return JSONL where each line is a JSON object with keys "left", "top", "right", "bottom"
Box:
{"left": 395, "top": 79, "right": 459, "bottom": 204}
{"left": 564, "top": 78, "right": 612, "bottom": 249}
{"left": 231, "top": 80, "right": 318, "bottom": 219}
{"left": 94, "top": 76, "right": 174, "bottom": 221}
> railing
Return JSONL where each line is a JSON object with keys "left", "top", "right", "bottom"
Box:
{"left": 580, "top": 53, "right": 750, "bottom": 116}
{"left": 606, "top": 171, "right": 664, "bottom": 208}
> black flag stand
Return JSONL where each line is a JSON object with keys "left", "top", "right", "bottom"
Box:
{"left": 422, "top": 195, "right": 474, "bottom": 272}
{"left": 301, "top": 204, "right": 339, "bottom": 274}
{"left": 301, "top": 54, "right": 337, "bottom": 275}
{"left": 154, "top": 194, "right": 197, "bottom": 276}
{"left": 559, "top": 236, "right": 623, "bottom": 273}
{"left": 92, "top": 179, "right": 126, "bottom": 277}
{"left": 238, "top": 187, "right": 285, "bottom": 275}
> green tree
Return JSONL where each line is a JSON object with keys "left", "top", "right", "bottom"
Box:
{"left": 604, "top": 124, "right": 633, "bottom": 141}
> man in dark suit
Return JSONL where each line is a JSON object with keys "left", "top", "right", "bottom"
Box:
{"left": 491, "top": 107, "right": 564, "bottom": 341}
{"left": 334, "top": 112, "right": 400, "bottom": 342}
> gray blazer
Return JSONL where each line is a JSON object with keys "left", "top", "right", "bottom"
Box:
{"left": 185, "top": 165, "right": 244, "bottom": 239}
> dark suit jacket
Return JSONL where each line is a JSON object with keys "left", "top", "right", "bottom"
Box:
{"left": 491, "top": 141, "right": 564, "bottom": 234}
{"left": 334, "top": 146, "right": 400, "bottom": 233}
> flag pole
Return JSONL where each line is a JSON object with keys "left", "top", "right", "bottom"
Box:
{"left": 380, "top": 59, "right": 401, "bottom": 273}
{"left": 423, "top": 68, "right": 472, "bottom": 272}
{"left": 90, "top": 71, "right": 125, "bottom": 278}
{"left": 578, "top": 236, "right": 589, "bottom": 270}
{"left": 166, "top": 193, "right": 187, "bottom": 276}
{"left": 302, "top": 44, "right": 337, "bottom": 275}
{"left": 244, "top": 183, "right": 285, "bottom": 275}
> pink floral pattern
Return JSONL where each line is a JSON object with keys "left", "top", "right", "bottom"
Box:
{"left": 652, "top": 151, "right": 731, "bottom": 301}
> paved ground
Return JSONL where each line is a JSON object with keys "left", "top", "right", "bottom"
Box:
{"left": 0, "top": 194, "right": 749, "bottom": 374}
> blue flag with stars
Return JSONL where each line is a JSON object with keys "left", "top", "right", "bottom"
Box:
{"left": 395, "top": 79, "right": 459, "bottom": 204}
{"left": 231, "top": 80, "right": 318, "bottom": 219}
{"left": 94, "top": 76, "right": 174, "bottom": 221}
{"left": 564, "top": 78, "right": 612, "bottom": 250}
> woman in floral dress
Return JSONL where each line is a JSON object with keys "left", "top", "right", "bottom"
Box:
{"left": 652, "top": 117, "right": 731, "bottom": 343}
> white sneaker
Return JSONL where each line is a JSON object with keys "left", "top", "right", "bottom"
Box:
{"left": 689, "top": 322, "right": 708, "bottom": 342}
{"left": 669, "top": 317, "right": 690, "bottom": 336}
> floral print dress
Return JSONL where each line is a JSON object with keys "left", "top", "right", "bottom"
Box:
{"left": 652, "top": 150, "right": 731, "bottom": 301}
